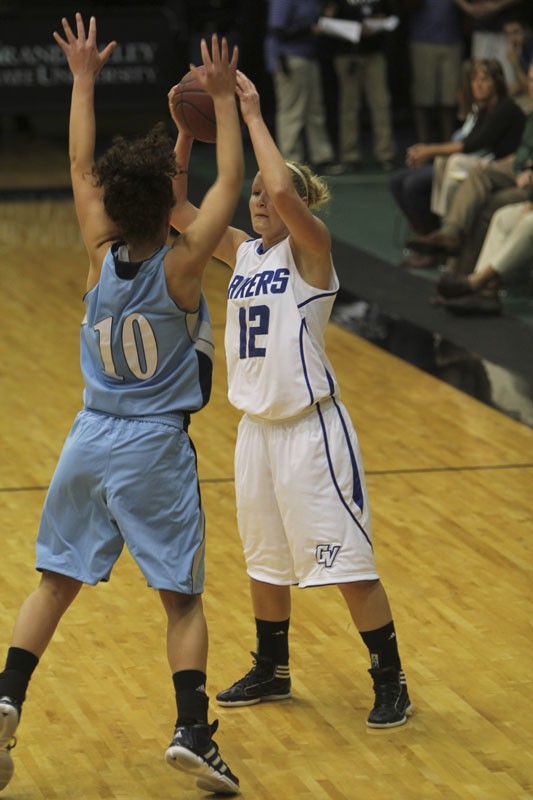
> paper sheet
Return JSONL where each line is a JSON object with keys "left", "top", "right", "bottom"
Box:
{"left": 317, "top": 17, "right": 362, "bottom": 44}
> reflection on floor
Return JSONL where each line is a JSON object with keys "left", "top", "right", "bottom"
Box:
{"left": 332, "top": 291, "right": 533, "bottom": 429}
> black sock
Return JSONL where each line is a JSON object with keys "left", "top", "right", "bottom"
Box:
{"left": 360, "top": 621, "right": 401, "bottom": 672}
{"left": 0, "top": 647, "right": 39, "bottom": 703}
{"left": 172, "top": 669, "right": 208, "bottom": 726}
{"left": 255, "top": 618, "right": 290, "bottom": 666}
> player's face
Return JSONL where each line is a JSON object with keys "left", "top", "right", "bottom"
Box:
{"left": 249, "top": 173, "right": 289, "bottom": 245}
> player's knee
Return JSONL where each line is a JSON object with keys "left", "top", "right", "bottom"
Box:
{"left": 39, "top": 570, "right": 82, "bottom": 607}
{"left": 159, "top": 589, "right": 203, "bottom": 619}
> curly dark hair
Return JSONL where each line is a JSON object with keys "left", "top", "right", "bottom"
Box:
{"left": 92, "top": 122, "right": 177, "bottom": 244}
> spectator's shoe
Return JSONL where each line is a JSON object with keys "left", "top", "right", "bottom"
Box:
{"left": 0, "top": 698, "right": 19, "bottom": 748}
{"left": 165, "top": 719, "right": 239, "bottom": 795}
{"left": 313, "top": 161, "right": 348, "bottom": 176}
{"left": 437, "top": 273, "right": 474, "bottom": 298}
{"left": 406, "top": 231, "right": 462, "bottom": 256}
{"left": 367, "top": 667, "right": 412, "bottom": 728}
{"left": 0, "top": 698, "right": 20, "bottom": 792}
{"left": 444, "top": 293, "right": 502, "bottom": 316}
{"left": 216, "top": 652, "right": 291, "bottom": 707}
{"left": 344, "top": 160, "right": 363, "bottom": 173}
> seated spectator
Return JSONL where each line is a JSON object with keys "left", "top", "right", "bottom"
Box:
{"left": 432, "top": 200, "right": 533, "bottom": 315}
{"left": 406, "top": 59, "right": 533, "bottom": 274}
{"left": 430, "top": 57, "right": 491, "bottom": 217}
{"left": 390, "top": 58, "right": 525, "bottom": 267}
{"left": 504, "top": 13, "right": 533, "bottom": 111}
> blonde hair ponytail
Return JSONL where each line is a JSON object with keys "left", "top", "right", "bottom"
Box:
{"left": 285, "top": 161, "right": 331, "bottom": 211}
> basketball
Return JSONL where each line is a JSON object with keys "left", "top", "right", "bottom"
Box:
{"left": 171, "top": 70, "right": 216, "bottom": 143}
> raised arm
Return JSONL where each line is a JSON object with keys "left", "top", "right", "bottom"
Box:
{"left": 53, "top": 14, "right": 117, "bottom": 284}
{"left": 169, "top": 126, "right": 197, "bottom": 230}
{"left": 236, "top": 71, "right": 331, "bottom": 288}
{"left": 164, "top": 35, "right": 244, "bottom": 308}
{"left": 167, "top": 82, "right": 246, "bottom": 270}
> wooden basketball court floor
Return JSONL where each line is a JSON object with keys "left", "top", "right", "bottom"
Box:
{"left": 1, "top": 197, "right": 532, "bottom": 799}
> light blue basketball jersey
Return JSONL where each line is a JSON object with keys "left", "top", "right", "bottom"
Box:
{"left": 81, "top": 243, "right": 214, "bottom": 417}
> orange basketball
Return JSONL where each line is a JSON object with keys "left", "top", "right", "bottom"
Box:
{"left": 171, "top": 70, "right": 216, "bottom": 143}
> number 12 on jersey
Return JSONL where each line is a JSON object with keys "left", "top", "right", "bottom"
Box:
{"left": 239, "top": 305, "right": 270, "bottom": 359}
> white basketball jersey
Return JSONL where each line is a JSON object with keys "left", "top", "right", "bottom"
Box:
{"left": 225, "top": 237, "right": 340, "bottom": 420}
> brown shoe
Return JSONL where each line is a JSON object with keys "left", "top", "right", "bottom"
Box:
{"left": 405, "top": 230, "right": 462, "bottom": 255}
{"left": 444, "top": 293, "right": 502, "bottom": 316}
{"left": 437, "top": 274, "right": 473, "bottom": 298}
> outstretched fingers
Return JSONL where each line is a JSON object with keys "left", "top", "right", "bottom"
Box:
{"left": 197, "top": 35, "right": 236, "bottom": 72}
{"left": 53, "top": 16, "right": 73, "bottom": 51}
{"left": 199, "top": 36, "right": 213, "bottom": 70}
{"left": 75, "top": 11, "right": 87, "bottom": 42}
{"left": 100, "top": 38, "right": 117, "bottom": 65}
{"left": 229, "top": 43, "right": 239, "bottom": 70}
{"left": 211, "top": 33, "right": 222, "bottom": 67}
{"left": 85, "top": 14, "right": 115, "bottom": 64}
{"left": 62, "top": 15, "right": 77, "bottom": 43}
{"left": 87, "top": 15, "right": 98, "bottom": 47}
{"left": 53, "top": 13, "right": 116, "bottom": 74}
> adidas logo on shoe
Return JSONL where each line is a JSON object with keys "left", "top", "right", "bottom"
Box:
{"left": 367, "top": 667, "right": 413, "bottom": 728}
{"left": 165, "top": 720, "right": 239, "bottom": 795}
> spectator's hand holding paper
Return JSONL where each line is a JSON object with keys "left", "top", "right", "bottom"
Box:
{"left": 316, "top": 17, "right": 362, "bottom": 44}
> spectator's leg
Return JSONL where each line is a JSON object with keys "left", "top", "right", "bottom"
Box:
{"left": 364, "top": 52, "right": 395, "bottom": 164}
{"left": 457, "top": 187, "right": 531, "bottom": 275}
{"left": 390, "top": 165, "right": 438, "bottom": 234}
{"left": 490, "top": 206, "right": 533, "bottom": 285}
{"left": 334, "top": 53, "right": 362, "bottom": 165}
{"left": 303, "top": 58, "right": 335, "bottom": 166}
{"left": 442, "top": 168, "right": 515, "bottom": 241}
{"left": 473, "top": 202, "right": 525, "bottom": 275}
{"left": 273, "top": 56, "right": 308, "bottom": 162}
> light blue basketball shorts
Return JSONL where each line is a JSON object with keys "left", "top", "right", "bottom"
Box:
{"left": 36, "top": 408, "right": 205, "bottom": 593}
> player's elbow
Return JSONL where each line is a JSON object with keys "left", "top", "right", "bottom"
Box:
{"left": 268, "top": 182, "right": 298, "bottom": 210}
{"left": 69, "top": 153, "right": 93, "bottom": 180}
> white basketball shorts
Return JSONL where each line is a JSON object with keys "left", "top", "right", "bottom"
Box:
{"left": 234, "top": 398, "right": 379, "bottom": 588}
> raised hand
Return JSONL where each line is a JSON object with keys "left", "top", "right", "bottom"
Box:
{"left": 235, "top": 70, "right": 261, "bottom": 126}
{"left": 53, "top": 13, "right": 116, "bottom": 80}
{"left": 167, "top": 84, "right": 194, "bottom": 136}
{"left": 190, "top": 34, "right": 238, "bottom": 99}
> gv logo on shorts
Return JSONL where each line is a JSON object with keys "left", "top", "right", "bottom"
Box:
{"left": 316, "top": 544, "right": 341, "bottom": 568}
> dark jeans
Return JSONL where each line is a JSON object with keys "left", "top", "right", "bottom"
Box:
{"left": 389, "top": 164, "right": 439, "bottom": 235}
